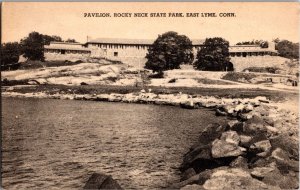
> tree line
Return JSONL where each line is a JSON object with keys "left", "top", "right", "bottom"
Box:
{"left": 236, "top": 40, "right": 269, "bottom": 48}
{"left": 1, "top": 31, "right": 77, "bottom": 70}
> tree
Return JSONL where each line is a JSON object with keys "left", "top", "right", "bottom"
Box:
{"left": 145, "top": 31, "right": 194, "bottom": 73}
{"left": 194, "top": 37, "right": 233, "bottom": 71}
{"left": 42, "top": 34, "right": 63, "bottom": 45}
{"left": 272, "top": 38, "right": 280, "bottom": 44}
{"left": 236, "top": 40, "right": 268, "bottom": 48}
{"left": 20, "top": 32, "right": 45, "bottom": 61}
{"left": 20, "top": 32, "right": 63, "bottom": 61}
{"left": 276, "top": 40, "right": 299, "bottom": 59}
{"left": 65, "top": 38, "right": 77, "bottom": 43}
{"left": 1, "top": 42, "right": 21, "bottom": 70}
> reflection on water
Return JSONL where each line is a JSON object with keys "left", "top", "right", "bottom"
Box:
{"left": 2, "top": 97, "right": 228, "bottom": 189}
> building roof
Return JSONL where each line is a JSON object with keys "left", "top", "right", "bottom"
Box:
{"left": 229, "top": 48, "right": 277, "bottom": 53}
{"left": 50, "top": 42, "right": 84, "bottom": 45}
{"left": 88, "top": 38, "right": 153, "bottom": 45}
{"left": 87, "top": 38, "right": 205, "bottom": 45}
{"left": 44, "top": 45, "right": 91, "bottom": 51}
{"left": 231, "top": 45, "right": 260, "bottom": 47}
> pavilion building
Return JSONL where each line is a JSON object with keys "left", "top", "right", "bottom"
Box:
{"left": 44, "top": 38, "right": 278, "bottom": 66}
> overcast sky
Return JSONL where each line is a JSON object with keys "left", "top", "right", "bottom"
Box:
{"left": 2, "top": 2, "right": 299, "bottom": 45}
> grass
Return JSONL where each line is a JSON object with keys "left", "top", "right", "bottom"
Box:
{"left": 196, "top": 78, "right": 234, "bottom": 85}
{"left": 243, "top": 67, "right": 281, "bottom": 74}
{"left": 19, "top": 60, "right": 82, "bottom": 70}
{"left": 222, "top": 72, "right": 257, "bottom": 83}
{"left": 222, "top": 71, "right": 296, "bottom": 84}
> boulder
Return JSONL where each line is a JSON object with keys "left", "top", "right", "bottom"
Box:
{"left": 238, "top": 112, "right": 253, "bottom": 121}
{"left": 249, "top": 156, "right": 274, "bottom": 168}
{"left": 243, "top": 123, "right": 267, "bottom": 136}
{"left": 269, "top": 134, "right": 299, "bottom": 160}
{"left": 254, "top": 106, "right": 269, "bottom": 116}
{"left": 264, "top": 117, "right": 275, "bottom": 126}
{"left": 234, "top": 104, "right": 245, "bottom": 112}
{"left": 271, "top": 148, "right": 299, "bottom": 173}
{"left": 250, "top": 167, "right": 275, "bottom": 180}
{"left": 202, "top": 167, "right": 280, "bottom": 190}
{"left": 239, "top": 135, "right": 252, "bottom": 147}
{"left": 181, "top": 184, "right": 204, "bottom": 190}
{"left": 249, "top": 140, "right": 272, "bottom": 157}
{"left": 83, "top": 173, "right": 122, "bottom": 189}
{"left": 244, "top": 104, "right": 254, "bottom": 112}
{"left": 198, "top": 169, "right": 213, "bottom": 185}
{"left": 251, "top": 162, "right": 299, "bottom": 189}
{"left": 215, "top": 108, "right": 227, "bottom": 116}
{"left": 198, "top": 123, "right": 227, "bottom": 144}
{"left": 226, "top": 120, "right": 239, "bottom": 129}
{"left": 229, "top": 122, "right": 245, "bottom": 133}
{"left": 180, "top": 144, "right": 212, "bottom": 172}
{"left": 220, "top": 131, "right": 240, "bottom": 146}
{"left": 211, "top": 139, "right": 244, "bottom": 158}
{"left": 170, "top": 174, "right": 200, "bottom": 189}
{"left": 229, "top": 156, "right": 248, "bottom": 169}
{"left": 180, "top": 101, "right": 196, "bottom": 109}
{"left": 265, "top": 125, "right": 279, "bottom": 136}
{"left": 222, "top": 104, "right": 235, "bottom": 114}
{"left": 245, "top": 115, "right": 266, "bottom": 126}
{"left": 182, "top": 168, "right": 197, "bottom": 181}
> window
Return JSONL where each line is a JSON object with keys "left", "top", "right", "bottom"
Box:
{"left": 61, "top": 50, "right": 66, "bottom": 54}
{"left": 114, "top": 52, "right": 118, "bottom": 57}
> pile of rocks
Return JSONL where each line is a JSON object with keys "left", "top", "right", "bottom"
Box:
{"left": 215, "top": 96, "right": 269, "bottom": 118}
{"left": 173, "top": 105, "right": 299, "bottom": 189}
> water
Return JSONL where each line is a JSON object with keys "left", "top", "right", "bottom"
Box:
{"left": 2, "top": 97, "right": 228, "bottom": 189}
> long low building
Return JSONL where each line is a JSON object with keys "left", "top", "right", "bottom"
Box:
{"left": 44, "top": 38, "right": 278, "bottom": 66}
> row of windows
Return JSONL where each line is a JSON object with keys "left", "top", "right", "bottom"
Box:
{"left": 45, "top": 49, "right": 91, "bottom": 54}
{"left": 230, "top": 52, "right": 274, "bottom": 57}
{"left": 91, "top": 44, "right": 149, "bottom": 50}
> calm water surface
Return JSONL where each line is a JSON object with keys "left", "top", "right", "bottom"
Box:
{"left": 2, "top": 97, "right": 228, "bottom": 189}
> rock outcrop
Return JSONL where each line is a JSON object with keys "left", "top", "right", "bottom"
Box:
{"left": 177, "top": 101, "right": 299, "bottom": 190}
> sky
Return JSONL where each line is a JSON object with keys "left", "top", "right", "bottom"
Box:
{"left": 2, "top": 2, "right": 300, "bottom": 45}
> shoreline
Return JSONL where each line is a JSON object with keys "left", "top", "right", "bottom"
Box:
{"left": 2, "top": 90, "right": 274, "bottom": 112}
{"left": 2, "top": 87, "right": 299, "bottom": 189}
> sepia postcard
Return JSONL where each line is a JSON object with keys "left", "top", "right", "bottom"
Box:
{"left": 1, "top": 2, "right": 299, "bottom": 189}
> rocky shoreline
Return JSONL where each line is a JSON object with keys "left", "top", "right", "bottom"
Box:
{"left": 173, "top": 98, "right": 299, "bottom": 189}
{"left": 2, "top": 90, "right": 299, "bottom": 189}
{"left": 2, "top": 89, "right": 273, "bottom": 110}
